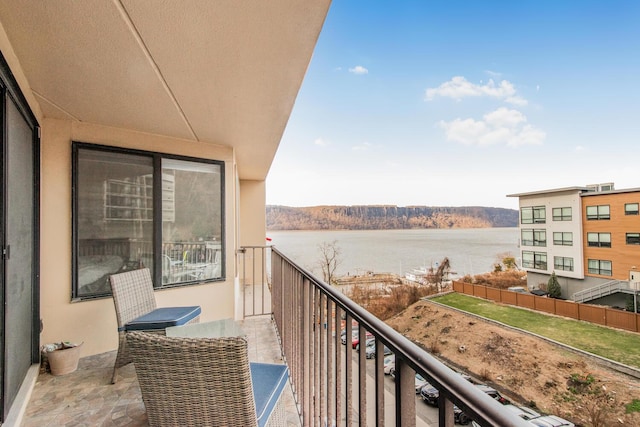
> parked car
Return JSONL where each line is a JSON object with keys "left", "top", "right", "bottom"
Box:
{"left": 365, "top": 341, "right": 392, "bottom": 359}
{"left": 420, "top": 384, "right": 439, "bottom": 405}
{"left": 455, "top": 385, "right": 510, "bottom": 424}
{"left": 528, "top": 415, "right": 575, "bottom": 427}
{"left": 388, "top": 368, "right": 429, "bottom": 394}
{"left": 383, "top": 355, "right": 395, "bottom": 374}
{"left": 352, "top": 332, "right": 373, "bottom": 349}
{"left": 420, "top": 373, "right": 475, "bottom": 406}
{"left": 358, "top": 337, "right": 375, "bottom": 352}
{"left": 415, "top": 373, "right": 430, "bottom": 393}
{"left": 471, "top": 407, "right": 574, "bottom": 427}
{"left": 503, "top": 404, "right": 541, "bottom": 421}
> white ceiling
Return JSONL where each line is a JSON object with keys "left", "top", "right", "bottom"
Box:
{"left": 0, "top": 0, "right": 330, "bottom": 180}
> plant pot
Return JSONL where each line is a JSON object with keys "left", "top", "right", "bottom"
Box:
{"left": 46, "top": 343, "right": 83, "bottom": 376}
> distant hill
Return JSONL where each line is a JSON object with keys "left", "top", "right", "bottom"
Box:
{"left": 266, "top": 205, "right": 518, "bottom": 230}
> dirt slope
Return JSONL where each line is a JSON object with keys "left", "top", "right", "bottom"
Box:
{"left": 385, "top": 300, "right": 640, "bottom": 426}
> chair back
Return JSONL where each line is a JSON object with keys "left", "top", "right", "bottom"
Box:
{"left": 127, "top": 331, "right": 258, "bottom": 427}
{"left": 109, "top": 268, "right": 157, "bottom": 329}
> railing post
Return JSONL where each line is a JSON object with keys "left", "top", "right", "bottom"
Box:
{"left": 438, "top": 396, "right": 455, "bottom": 427}
{"left": 358, "top": 324, "right": 367, "bottom": 426}
{"left": 395, "top": 357, "right": 415, "bottom": 426}
{"left": 374, "top": 341, "right": 385, "bottom": 427}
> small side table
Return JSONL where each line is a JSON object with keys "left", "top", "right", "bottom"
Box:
{"left": 165, "top": 318, "right": 245, "bottom": 338}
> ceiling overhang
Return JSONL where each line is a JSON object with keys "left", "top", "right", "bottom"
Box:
{"left": 0, "top": 0, "right": 331, "bottom": 180}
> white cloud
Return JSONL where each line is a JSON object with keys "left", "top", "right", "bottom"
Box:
{"left": 425, "top": 76, "right": 528, "bottom": 106}
{"left": 352, "top": 142, "right": 372, "bottom": 151}
{"left": 314, "top": 138, "right": 329, "bottom": 146}
{"left": 438, "top": 107, "right": 545, "bottom": 147}
{"left": 486, "top": 70, "right": 502, "bottom": 78}
{"left": 349, "top": 65, "right": 369, "bottom": 75}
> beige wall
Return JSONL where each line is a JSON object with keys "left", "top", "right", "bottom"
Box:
{"left": 239, "top": 180, "right": 267, "bottom": 247}
{"left": 2, "top": 19, "right": 272, "bottom": 357}
{"left": 40, "top": 118, "right": 241, "bottom": 356}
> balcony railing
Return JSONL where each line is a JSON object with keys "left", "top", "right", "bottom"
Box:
{"left": 241, "top": 246, "right": 529, "bottom": 427}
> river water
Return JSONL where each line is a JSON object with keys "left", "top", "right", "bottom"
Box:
{"left": 267, "top": 228, "right": 519, "bottom": 279}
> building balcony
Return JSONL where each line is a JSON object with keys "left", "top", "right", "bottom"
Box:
{"left": 20, "top": 247, "right": 528, "bottom": 427}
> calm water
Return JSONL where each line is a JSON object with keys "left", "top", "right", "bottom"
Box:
{"left": 268, "top": 228, "right": 519, "bottom": 278}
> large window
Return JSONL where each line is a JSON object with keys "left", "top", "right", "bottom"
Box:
{"left": 587, "top": 232, "right": 611, "bottom": 248}
{"left": 553, "top": 232, "right": 573, "bottom": 246}
{"left": 552, "top": 207, "right": 572, "bottom": 221}
{"left": 625, "top": 203, "right": 639, "bottom": 215}
{"left": 588, "top": 259, "right": 612, "bottom": 276}
{"left": 627, "top": 233, "right": 640, "bottom": 245}
{"left": 586, "top": 205, "right": 610, "bottom": 220}
{"left": 521, "top": 229, "right": 546, "bottom": 247}
{"left": 554, "top": 256, "right": 574, "bottom": 272}
{"left": 521, "top": 206, "right": 546, "bottom": 224}
{"left": 73, "top": 143, "right": 224, "bottom": 299}
{"left": 522, "top": 251, "right": 547, "bottom": 270}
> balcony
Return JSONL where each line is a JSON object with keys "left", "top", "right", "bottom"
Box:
{"left": 21, "top": 247, "right": 528, "bottom": 426}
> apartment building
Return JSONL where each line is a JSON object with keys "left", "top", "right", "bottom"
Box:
{"left": 508, "top": 183, "right": 640, "bottom": 305}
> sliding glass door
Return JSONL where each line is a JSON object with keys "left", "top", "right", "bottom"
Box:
{"left": 0, "top": 57, "right": 39, "bottom": 421}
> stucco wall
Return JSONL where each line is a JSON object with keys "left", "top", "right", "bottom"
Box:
{"left": 40, "top": 118, "right": 241, "bottom": 356}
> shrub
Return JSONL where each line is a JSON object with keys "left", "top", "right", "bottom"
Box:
{"left": 547, "top": 272, "right": 562, "bottom": 298}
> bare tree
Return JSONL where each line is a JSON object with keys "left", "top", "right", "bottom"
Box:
{"left": 427, "top": 257, "right": 451, "bottom": 292}
{"left": 318, "top": 240, "right": 341, "bottom": 285}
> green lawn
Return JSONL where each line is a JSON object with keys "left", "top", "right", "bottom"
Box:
{"left": 432, "top": 293, "right": 640, "bottom": 369}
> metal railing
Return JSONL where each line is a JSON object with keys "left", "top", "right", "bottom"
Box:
{"left": 237, "top": 245, "right": 272, "bottom": 317}
{"left": 269, "top": 247, "right": 529, "bottom": 427}
{"left": 572, "top": 280, "right": 626, "bottom": 303}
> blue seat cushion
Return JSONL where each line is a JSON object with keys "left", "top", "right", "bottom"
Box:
{"left": 123, "top": 306, "right": 201, "bottom": 331}
{"left": 250, "top": 363, "right": 289, "bottom": 427}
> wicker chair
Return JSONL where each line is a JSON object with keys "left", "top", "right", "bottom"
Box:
{"left": 109, "top": 268, "right": 201, "bottom": 383}
{"left": 126, "top": 331, "right": 289, "bottom": 427}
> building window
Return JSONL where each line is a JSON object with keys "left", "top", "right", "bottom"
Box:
{"left": 553, "top": 232, "right": 573, "bottom": 246}
{"left": 521, "top": 206, "right": 546, "bottom": 224}
{"left": 552, "top": 207, "right": 572, "bottom": 221}
{"left": 72, "top": 143, "right": 225, "bottom": 300}
{"left": 521, "top": 229, "right": 546, "bottom": 247}
{"left": 522, "top": 251, "right": 547, "bottom": 270}
{"left": 588, "top": 259, "right": 612, "bottom": 276}
{"left": 586, "top": 205, "right": 610, "bottom": 220}
{"left": 625, "top": 203, "right": 639, "bottom": 215}
{"left": 627, "top": 233, "right": 640, "bottom": 245}
{"left": 554, "top": 256, "right": 574, "bottom": 272}
{"left": 587, "top": 232, "right": 611, "bottom": 248}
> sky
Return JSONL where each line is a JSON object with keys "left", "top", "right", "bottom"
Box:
{"left": 266, "top": 1, "right": 640, "bottom": 210}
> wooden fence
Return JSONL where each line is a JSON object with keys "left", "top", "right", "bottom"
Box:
{"left": 452, "top": 281, "right": 640, "bottom": 333}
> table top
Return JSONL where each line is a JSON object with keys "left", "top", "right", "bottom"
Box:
{"left": 165, "top": 318, "right": 245, "bottom": 338}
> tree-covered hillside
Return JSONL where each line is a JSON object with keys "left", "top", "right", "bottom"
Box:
{"left": 266, "top": 205, "right": 518, "bottom": 230}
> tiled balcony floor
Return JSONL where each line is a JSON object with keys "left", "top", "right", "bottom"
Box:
{"left": 22, "top": 316, "right": 300, "bottom": 426}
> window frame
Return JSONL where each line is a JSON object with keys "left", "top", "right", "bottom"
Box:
{"left": 553, "top": 231, "right": 573, "bottom": 246}
{"left": 588, "top": 259, "right": 612, "bottom": 276}
{"left": 625, "top": 203, "right": 639, "bottom": 216}
{"left": 627, "top": 233, "right": 640, "bottom": 245}
{"left": 521, "top": 206, "right": 546, "bottom": 224}
{"left": 587, "top": 232, "right": 612, "bottom": 248}
{"left": 586, "top": 204, "right": 610, "bottom": 220}
{"left": 553, "top": 256, "right": 574, "bottom": 272}
{"left": 522, "top": 250, "right": 547, "bottom": 271}
{"left": 71, "top": 142, "right": 225, "bottom": 300}
{"left": 521, "top": 229, "right": 546, "bottom": 247}
{"left": 552, "top": 207, "right": 572, "bottom": 221}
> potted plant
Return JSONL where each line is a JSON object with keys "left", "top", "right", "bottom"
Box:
{"left": 41, "top": 342, "right": 83, "bottom": 376}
